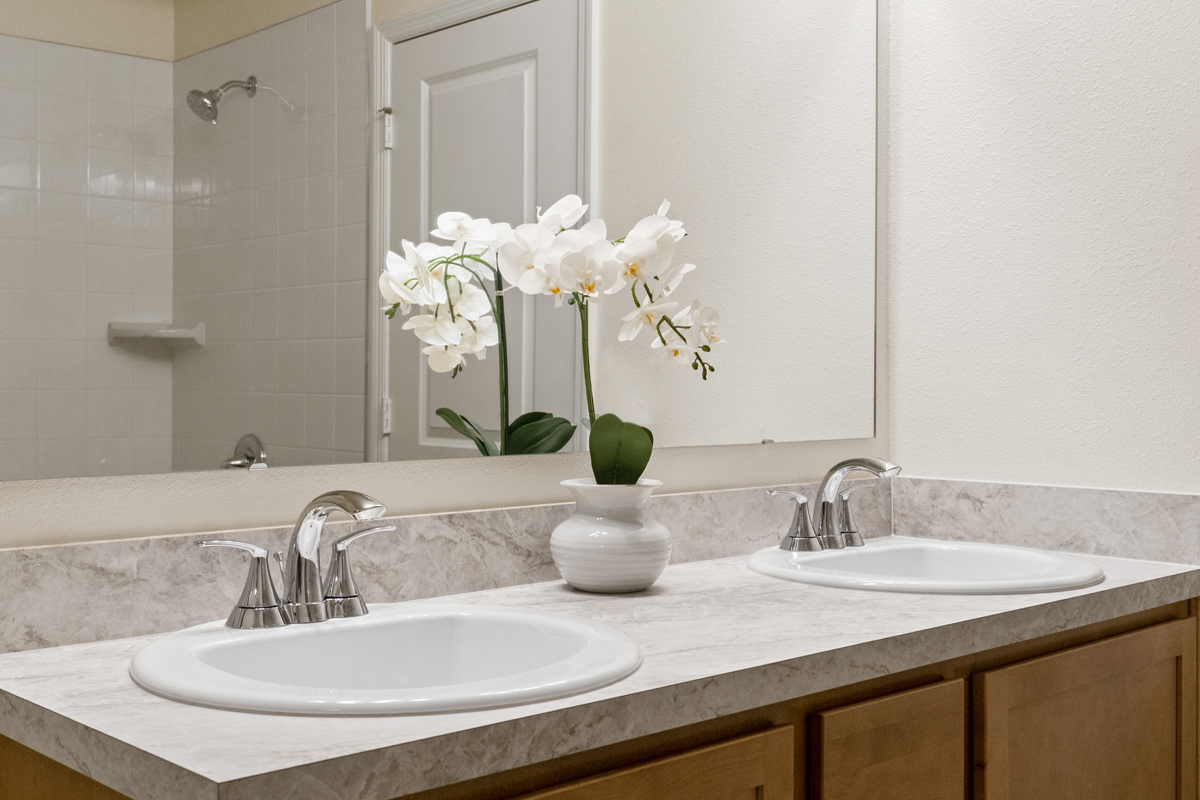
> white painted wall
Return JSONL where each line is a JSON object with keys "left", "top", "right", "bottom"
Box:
{"left": 887, "top": 0, "right": 1200, "bottom": 493}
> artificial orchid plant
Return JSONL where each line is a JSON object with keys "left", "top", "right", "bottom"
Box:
{"left": 379, "top": 196, "right": 723, "bottom": 478}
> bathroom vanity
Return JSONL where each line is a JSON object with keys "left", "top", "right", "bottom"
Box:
{"left": 0, "top": 549, "right": 1195, "bottom": 800}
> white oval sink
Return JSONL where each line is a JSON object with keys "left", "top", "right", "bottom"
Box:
{"left": 130, "top": 602, "right": 641, "bottom": 715}
{"left": 747, "top": 536, "right": 1104, "bottom": 594}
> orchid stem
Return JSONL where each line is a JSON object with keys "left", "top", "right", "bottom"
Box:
{"left": 495, "top": 269, "right": 511, "bottom": 455}
{"left": 577, "top": 295, "right": 596, "bottom": 427}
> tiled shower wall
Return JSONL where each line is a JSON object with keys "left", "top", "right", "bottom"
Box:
{"left": 171, "top": 0, "right": 369, "bottom": 471}
{"left": 0, "top": 35, "right": 175, "bottom": 479}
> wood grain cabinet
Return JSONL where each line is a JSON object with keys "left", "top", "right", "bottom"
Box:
{"left": 811, "top": 679, "right": 966, "bottom": 800}
{"left": 513, "top": 726, "right": 794, "bottom": 800}
{"left": 974, "top": 617, "right": 1197, "bottom": 800}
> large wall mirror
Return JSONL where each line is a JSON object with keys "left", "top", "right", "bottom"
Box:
{"left": 0, "top": 0, "right": 876, "bottom": 481}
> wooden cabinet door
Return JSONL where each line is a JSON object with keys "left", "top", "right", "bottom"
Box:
{"left": 515, "top": 726, "right": 793, "bottom": 800}
{"left": 975, "top": 617, "right": 1197, "bottom": 800}
{"left": 0, "top": 734, "right": 130, "bottom": 800}
{"left": 811, "top": 679, "right": 967, "bottom": 800}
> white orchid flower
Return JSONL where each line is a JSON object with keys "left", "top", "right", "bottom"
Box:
{"left": 422, "top": 344, "right": 464, "bottom": 373}
{"left": 430, "top": 211, "right": 497, "bottom": 248}
{"left": 497, "top": 223, "right": 555, "bottom": 288}
{"left": 604, "top": 234, "right": 675, "bottom": 294}
{"left": 558, "top": 249, "right": 616, "bottom": 298}
{"left": 652, "top": 260, "right": 697, "bottom": 299}
{"left": 379, "top": 250, "right": 420, "bottom": 311}
{"left": 536, "top": 194, "right": 588, "bottom": 231}
{"left": 403, "top": 240, "right": 448, "bottom": 306}
{"left": 403, "top": 312, "right": 462, "bottom": 346}
{"left": 447, "top": 281, "right": 491, "bottom": 321}
{"left": 457, "top": 315, "right": 499, "bottom": 358}
{"left": 651, "top": 331, "right": 697, "bottom": 361}
{"left": 691, "top": 305, "right": 723, "bottom": 347}
{"left": 549, "top": 218, "right": 607, "bottom": 259}
{"left": 619, "top": 299, "right": 679, "bottom": 342}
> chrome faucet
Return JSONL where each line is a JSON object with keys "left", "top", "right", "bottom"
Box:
{"left": 768, "top": 458, "right": 900, "bottom": 552}
{"left": 281, "top": 490, "right": 389, "bottom": 623}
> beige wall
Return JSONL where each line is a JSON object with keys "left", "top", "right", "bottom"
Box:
{"left": 174, "top": 0, "right": 339, "bottom": 60}
{"left": 371, "top": 0, "right": 442, "bottom": 26}
{"left": 0, "top": 0, "right": 343, "bottom": 62}
{"left": 0, "top": 0, "right": 175, "bottom": 61}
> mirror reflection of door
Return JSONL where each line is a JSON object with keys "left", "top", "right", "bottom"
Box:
{"left": 386, "top": 0, "right": 584, "bottom": 461}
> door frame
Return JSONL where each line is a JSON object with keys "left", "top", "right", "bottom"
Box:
{"left": 366, "top": 0, "right": 596, "bottom": 462}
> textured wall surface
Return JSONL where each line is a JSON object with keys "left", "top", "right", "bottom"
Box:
{"left": 594, "top": 0, "right": 877, "bottom": 447}
{"left": 887, "top": 0, "right": 1200, "bottom": 492}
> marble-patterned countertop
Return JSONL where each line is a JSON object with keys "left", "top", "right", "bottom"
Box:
{"left": 0, "top": 550, "right": 1196, "bottom": 800}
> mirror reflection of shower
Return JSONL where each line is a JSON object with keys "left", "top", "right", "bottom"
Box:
{"left": 185, "top": 76, "right": 297, "bottom": 124}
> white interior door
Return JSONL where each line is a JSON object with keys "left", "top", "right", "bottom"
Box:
{"left": 386, "top": 0, "right": 583, "bottom": 461}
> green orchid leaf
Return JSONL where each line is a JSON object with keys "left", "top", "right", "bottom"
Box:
{"left": 508, "top": 416, "right": 577, "bottom": 455}
{"left": 435, "top": 407, "right": 500, "bottom": 457}
{"left": 589, "top": 413, "right": 654, "bottom": 485}
{"left": 507, "top": 411, "right": 552, "bottom": 436}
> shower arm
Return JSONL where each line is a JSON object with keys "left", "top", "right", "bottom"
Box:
{"left": 216, "top": 77, "right": 257, "bottom": 99}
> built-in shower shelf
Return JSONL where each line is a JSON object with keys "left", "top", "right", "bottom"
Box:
{"left": 108, "top": 322, "right": 206, "bottom": 347}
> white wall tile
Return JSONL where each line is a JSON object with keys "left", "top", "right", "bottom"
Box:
{"left": 0, "top": 35, "right": 38, "bottom": 91}
{"left": 133, "top": 59, "right": 173, "bottom": 110}
{"left": 88, "top": 50, "right": 136, "bottom": 106}
{"left": 0, "top": 137, "right": 38, "bottom": 189}
{"left": 37, "top": 192, "right": 87, "bottom": 242}
{"left": 87, "top": 196, "right": 134, "bottom": 246}
{"left": 37, "top": 43, "right": 89, "bottom": 97}
{"left": 38, "top": 142, "right": 88, "bottom": 194}
{"left": 38, "top": 94, "right": 88, "bottom": 146}
{"left": 88, "top": 147, "right": 135, "bottom": 197}
{"left": 0, "top": 238, "right": 38, "bottom": 289}
{"left": 88, "top": 100, "right": 135, "bottom": 151}
{"left": 306, "top": 228, "right": 336, "bottom": 285}
{"left": 0, "top": 87, "right": 38, "bottom": 141}
{"left": 0, "top": 189, "right": 38, "bottom": 239}
{"left": 36, "top": 437, "right": 88, "bottom": 478}
{"left": 0, "top": 390, "right": 37, "bottom": 438}
{"left": 335, "top": 166, "right": 365, "bottom": 225}
{"left": 0, "top": 341, "right": 37, "bottom": 389}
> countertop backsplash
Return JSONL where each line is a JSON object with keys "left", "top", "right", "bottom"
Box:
{"left": 7, "top": 475, "right": 1196, "bottom": 656}
{"left": 0, "top": 479, "right": 891, "bottom": 654}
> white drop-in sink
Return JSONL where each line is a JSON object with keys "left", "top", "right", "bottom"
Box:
{"left": 747, "top": 536, "right": 1105, "bottom": 594}
{"left": 130, "top": 602, "right": 641, "bottom": 715}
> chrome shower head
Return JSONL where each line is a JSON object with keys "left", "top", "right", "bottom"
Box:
{"left": 186, "top": 76, "right": 257, "bottom": 124}
{"left": 186, "top": 89, "right": 220, "bottom": 122}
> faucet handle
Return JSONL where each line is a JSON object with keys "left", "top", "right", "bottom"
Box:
{"left": 323, "top": 525, "right": 397, "bottom": 618}
{"left": 197, "top": 540, "right": 287, "bottom": 629}
{"left": 837, "top": 481, "right": 878, "bottom": 547}
{"left": 766, "top": 490, "right": 822, "bottom": 552}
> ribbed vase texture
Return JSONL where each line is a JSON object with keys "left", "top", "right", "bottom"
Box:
{"left": 550, "top": 478, "right": 671, "bottom": 593}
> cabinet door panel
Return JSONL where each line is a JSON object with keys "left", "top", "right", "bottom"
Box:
{"left": 812, "top": 678, "right": 966, "bottom": 800}
{"left": 516, "top": 725, "right": 793, "bottom": 800}
{"left": 975, "top": 617, "right": 1197, "bottom": 800}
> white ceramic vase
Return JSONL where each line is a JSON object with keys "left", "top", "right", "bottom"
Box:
{"left": 550, "top": 478, "right": 671, "bottom": 593}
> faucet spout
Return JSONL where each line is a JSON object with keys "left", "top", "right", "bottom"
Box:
{"left": 813, "top": 458, "right": 900, "bottom": 548}
{"left": 281, "top": 490, "right": 386, "bottom": 623}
